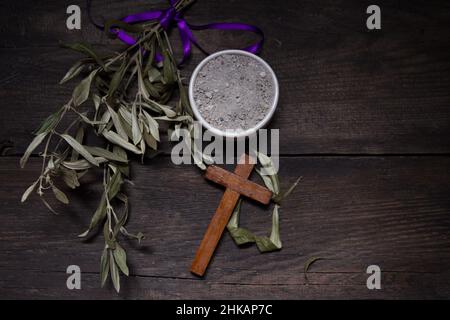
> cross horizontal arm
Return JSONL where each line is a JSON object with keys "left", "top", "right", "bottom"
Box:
{"left": 204, "top": 165, "right": 273, "bottom": 205}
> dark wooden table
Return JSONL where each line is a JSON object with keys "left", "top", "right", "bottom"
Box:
{"left": 1, "top": 0, "right": 450, "bottom": 299}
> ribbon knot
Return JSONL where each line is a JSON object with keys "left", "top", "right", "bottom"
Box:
{"left": 158, "top": 6, "right": 178, "bottom": 30}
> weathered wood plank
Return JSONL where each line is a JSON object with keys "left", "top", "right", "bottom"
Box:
{"left": 1, "top": 156, "right": 449, "bottom": 298}
{"left": 2, "top": 1, "right": 450, "bottom": 48}
{"left": 1, "top": 1, "right": 450, "bottom": 154}
{"left": 1, "top": 270, "right": 449, "bottom": 299}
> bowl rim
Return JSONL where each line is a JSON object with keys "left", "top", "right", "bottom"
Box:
{"left": 188, "top": 49, "right": 279, "bottom": 138}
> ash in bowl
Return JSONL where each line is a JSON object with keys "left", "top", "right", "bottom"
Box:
{"left": 192, "top": 53, "right": 275, "bottom": 132}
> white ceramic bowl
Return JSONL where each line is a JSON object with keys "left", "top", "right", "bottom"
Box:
{"left": 188, "top": 50, "right": 279, "bottom": 138}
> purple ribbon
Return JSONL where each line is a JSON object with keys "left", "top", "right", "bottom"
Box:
{"left": 109, "top": 0, "right": 264, "bottom": 65}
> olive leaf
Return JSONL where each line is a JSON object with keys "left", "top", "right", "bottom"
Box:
{"left": 20, "top": 132, "right": 48, "bottom": 168}
{"left": 93, "top": 94, "right": 101, "bottom": 111}
{"left": 61, "top": 42, "right": 105, "bottom": 68}
{"left": 61, "top": 167, "right": 80, "bottom": 189}
{"left": 269, "top": 205, "right": 282, "bottom": 247}
{"left": 148, "top": 68, "right": 161, "bottom": 82}
{"left": 228, "top": 153, "right": 300, "bottom": 253}
{"left": 21, "top": 180, "right": 38, "bottom": 203}
{"left": 227, "top": 199, "right": 282, "bottom": 252}
{"left": 113, "top": 244, "right": 129, "bottom": 276}
{"left": 143, "top": 130, "right": 157, "bottom": 150}
{"left": 97, "top": 110, "right": 111, "bottom": 134}
{"left": 70, "top": 126, "right": 85, "bottom": 161}
{"left": 72, "top": 69, "right": 98, "bottom": 106}
{"left": 131, "top": 104, "right": 142, "bottom": 145}
{"left": 63, "top": 157, "right": 107, "bottom": 171}
{"left": 227, "top": 200, "right": 256, "bottom": 245}
{"left": 102, "top": 130, "right": 142, "bottom": 154}
{"left": 60, "top": 60, "right": 85, "bottom": 84}
{"left": 52, "top": 185, "right": 69, "bottom": 204}
{"left": 107, "top": 170, "right": 123, "bottom": 200}
{"left": 154, "top": 115, "right": 192, "bottom": 122}
{"left": 41, "top": 197, "right": 58, "bottom": 215}
{"left": 109, "top": 250, "right": 121, "bottom": 293}
{"left": 108, "top": 58, "right": 128, "bottom": 97}
{"left": 113, "top": 145, "right": 128, "bottom": 161}
{"left": 34, "top": 108, "right": 63, "bottom": 135}
{"left": 144, "top": 99, "right": 177, "bottom": 117}
{"left": 107, "top": 105, "right": 128, "bottom": 140}
{"left": 255, "top": 168, "right": 274, "bottom": 192}
{"left": 73, "top": 110, "right": 108, "bottom": 126}
{"left": 83, "top": 146, "right": 128, "bottom": 163}
{"left": 60, "top": 134, "right": 99, "bottom": 166}
{"left": 256, "top": 152, "right": 279, "bottom": 193}
{"left": 137, "top": 62, "right": 151, "bottom": 100}
{"left": 143, "top": 111, "right": 160, "bottom": 141}
{"left": 100, "top": 247, "right": 110, "bottom": 287}
{"left": 273, "top": 176, "right": 303, "bottom": 204}
{"left": 79, "top": 194, "right": 107, "bottom": 237}
{"left": 118, "top": 106, "right": 132, "bottom": 125}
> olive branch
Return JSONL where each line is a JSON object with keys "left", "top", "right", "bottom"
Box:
{"left": 20, "top": 1, "right": 204, "bottom": 292}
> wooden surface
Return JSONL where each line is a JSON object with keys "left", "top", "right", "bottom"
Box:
{"left": 1, "top": 0, "right": 450, "bottom": 299}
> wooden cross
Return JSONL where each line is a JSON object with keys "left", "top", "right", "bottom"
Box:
{"left": 190, "top": 153, "right": 273, "bottom": 276}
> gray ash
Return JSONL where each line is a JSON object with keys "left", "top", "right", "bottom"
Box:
{"left": 193, "top": 53, "right": 275, "bottom": 132}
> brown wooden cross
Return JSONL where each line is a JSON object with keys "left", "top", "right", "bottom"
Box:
{"left": 190, "top": 153, "right": 273, "bottom": 276}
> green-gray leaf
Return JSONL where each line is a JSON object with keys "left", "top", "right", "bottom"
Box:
{"left": 109, "top": 251, "right": 121, "bottom": 293}
{"left": 20, "top": 132, "right": 48, "bottom": 168}
{"left": 269, "top": 205, "right": 282, "bottom": 248}
{"left": 61, "top": 42, "right": 105, "bottom": 68}
{"left": 61, "top": 168, "right": 80, "bottom": 189}
{"left": 107, "top": 170, "right": 122, "bottom": 200}
{"left": 52, "top": 185, "right": 69, "bottom": 204}
{"left": 107, "top": 106, "right": 128, "bottom": 140}
{"left": 60, "top": 60, "right": 85, "bottom": 84}
{"left": 113, "top": 244, "right": 129, "bottom": 276}
{"left": 70, "top": 126, "right": 85, "bottom": 161}
{"left": 61, "top": 134, "right": 99, "bottom": 166}
{"left": 102, "top": 130, "right": 142, "bottom": 154}
{"left": 79, "top": 194, "right": 107, "bottom": 237}
{"left": 93, "top": 94, "right": 101, "bottom": 111}
{"left": 84, "top": 146, "right": 128, "bottom": 163}
{"left": 72, "top": 69, "right": 98, "bottom": 106}
{"left": 62, "top": 157, "right": 107, "bottom": 171}
{"left": 100, "top": 248, "right": 110, "bottom": 287}
{"left": 35, "top": 108, "right": 63, "bottom": 135}
{"left": 143, "top": 129, "right": 157, "bottom": 150}
{"left": 143, "top": 111, "right": 160, "bottom": 141}
{"left": 41, "top": 197, "right": 58, "bottom": 215}
{"left": 108, "top": 58, "right": 128, "bottom": 97}
{"left": 21, "top": 180, "right": 38, "bottom": 203}
{"left": 131, "top": 105, "right": 142, "bottom": 145}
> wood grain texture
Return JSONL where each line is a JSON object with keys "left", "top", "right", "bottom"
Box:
{"left": 1, "top": 156, "right": 450, "bottom": 299}
{"left": 1, "top": 1, "right": 450, "bottom": 154}
{"left": 1, "top": 0, "right": 450, "bottom": 300}
{"left": 204, "top": 165, "right": 272, "bottom": 205}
